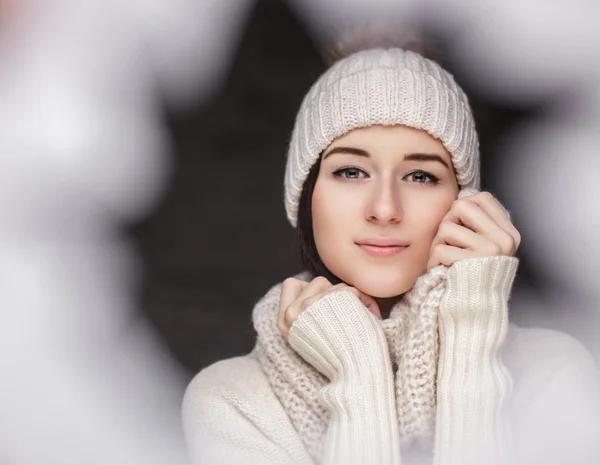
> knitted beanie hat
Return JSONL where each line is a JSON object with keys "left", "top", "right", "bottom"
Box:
{"left": 284, "top": 47, "right": 480, "bottom": 227}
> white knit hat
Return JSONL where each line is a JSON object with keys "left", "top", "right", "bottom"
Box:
{"left": 284, "top": 47, "right": 480, "bottom": 227}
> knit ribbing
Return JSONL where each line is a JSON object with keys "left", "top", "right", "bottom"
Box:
{"left": 435, "top": 256, "right": 519, "bottom": 465}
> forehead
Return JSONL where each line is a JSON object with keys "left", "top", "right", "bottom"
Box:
{"left": 326, "top": 125, "right": 453, "bottom": 163}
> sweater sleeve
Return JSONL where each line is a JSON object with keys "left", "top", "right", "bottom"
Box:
{"left": 434, "top": 255, "right": 519, "bottom": 465}
{"left": 287, "top": 290, "right": 402, "bottom": 465}
{"left": 182, "top": 355, "right": 315, "bottom": 465}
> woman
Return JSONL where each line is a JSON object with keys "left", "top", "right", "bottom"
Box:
{"left": 182, "top": 46, "right": 600, "bottom": 465}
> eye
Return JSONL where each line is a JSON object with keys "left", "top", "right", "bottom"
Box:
{"left": 404, "top": 170, "right": 439, "bottom": 184}
{"left": 332, "top": 167, "right": 368, "bottom": 180}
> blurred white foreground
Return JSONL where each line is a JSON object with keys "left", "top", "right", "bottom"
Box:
{"left": 0, "top": 0, "right": 598, "bottom": 464}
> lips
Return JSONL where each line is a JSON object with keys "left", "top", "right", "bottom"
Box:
{"left": 355, "top": 238, "right": 409, "bottom": 257}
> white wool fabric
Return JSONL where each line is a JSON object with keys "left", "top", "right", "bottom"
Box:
{"left": 284, "top": 47, "right": 480, "bottom": 227}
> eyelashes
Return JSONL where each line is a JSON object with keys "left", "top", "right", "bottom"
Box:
{"left": 332, "top": 167, "right": 366, "bottom": 179}
{"left": 404, "top": 171, "right": 440, "bottom": 184}
{"left": 332, "top": 167, "right": 440, "bottom": 184}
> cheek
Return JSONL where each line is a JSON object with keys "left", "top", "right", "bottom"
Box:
{"left": 311, "top": 182, "right": 342, "bottom": 246}
{"left": 312, "top": 181, "right": 357, "bottom": 219}
{"left": 411, "top": 196, "right": 455, "bottom": 244}
{"left": 312, "top": 177, "right": 360, "bottom": 226}
{"left": 311, "top": 181, "right": 356, "bottom": 272}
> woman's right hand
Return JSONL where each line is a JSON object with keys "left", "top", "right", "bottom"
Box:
{"left": 277, "top": 276, "right": 382, "bottom": 337}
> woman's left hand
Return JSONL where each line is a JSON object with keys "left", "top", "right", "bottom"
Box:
{"left": 426, "top": 191, "right": 521, "bottom": 271}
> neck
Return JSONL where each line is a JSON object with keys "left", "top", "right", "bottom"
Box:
{"left": 375, "top": 295, "right": 404, "bottom": 319}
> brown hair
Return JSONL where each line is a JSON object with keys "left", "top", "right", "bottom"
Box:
{"left": 295, "top": 152, "right": 343, "bottom": 283}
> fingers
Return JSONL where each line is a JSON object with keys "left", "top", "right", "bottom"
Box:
{"left": 431, "top": 219, "right": 487, "bottom": 251}
{"left": 442, "top": 193, "right": 520, "bottom": 256}
{"left": 443, "top": 196, "right": 500, "bottom": 236}
{"left": 278, "top": 277, "right": 382, "bottom": 337}
{"left": 428, "top": 191, "right": 522, "bottom": 269}
{"left": 464, "top": 192, "right": 521, "bottom": 251}
{"left": 278, "top": 278, "right": 309, "bottom": 336}
{"left": 295, "top": 276, "right": 335, "bottom": 310}
{"left": 427, "top": 244, "right": 476, "bottom": 271}
{"left": 278, "top": 277, "right": 332, "bottom": 337}
{"left": 431, "top": 218, "right": 508, "bottom": 259}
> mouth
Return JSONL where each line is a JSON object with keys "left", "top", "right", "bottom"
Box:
{"left": 355, "top": 238, "right": 410, "bottom": 258}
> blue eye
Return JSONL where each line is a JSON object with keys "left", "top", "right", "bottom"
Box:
{"left": 332, "top": 167, "right": 367, "bottom": 179}
{"left": 404, "top": 170, "right": 439, "bottom": 184}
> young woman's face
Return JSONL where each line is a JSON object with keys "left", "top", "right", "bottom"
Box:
{"left": 312, "top": 125, "right": 459, "bottom": 298}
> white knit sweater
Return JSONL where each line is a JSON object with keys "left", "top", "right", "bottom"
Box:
{"left": 182, "top": 257, "right": 600, "bottom": 465}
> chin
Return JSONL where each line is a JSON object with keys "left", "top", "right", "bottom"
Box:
{"left": 345, "top": 268, "right": 416, "bottom": 299}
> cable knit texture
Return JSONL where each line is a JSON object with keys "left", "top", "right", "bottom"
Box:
{"left": 284, "top": 47, "right": 480, "bottom": 226}
{"left": 253, "top": 254, "right": 518, "bottom": 465}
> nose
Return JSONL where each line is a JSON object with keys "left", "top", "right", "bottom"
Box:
{"left": 365, "top": 181, "right": 403, "bottom": 224}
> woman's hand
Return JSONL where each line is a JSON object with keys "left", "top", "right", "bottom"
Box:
{"left": 426, "top": 191, "right": 521, "bottom": 271}
{"left": 278, "top": 276, "right": 382, "bottom": 337}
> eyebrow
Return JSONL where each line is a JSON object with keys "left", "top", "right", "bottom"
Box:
{"left": 322, "top": 146, "right": 451, "bottom": 170}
